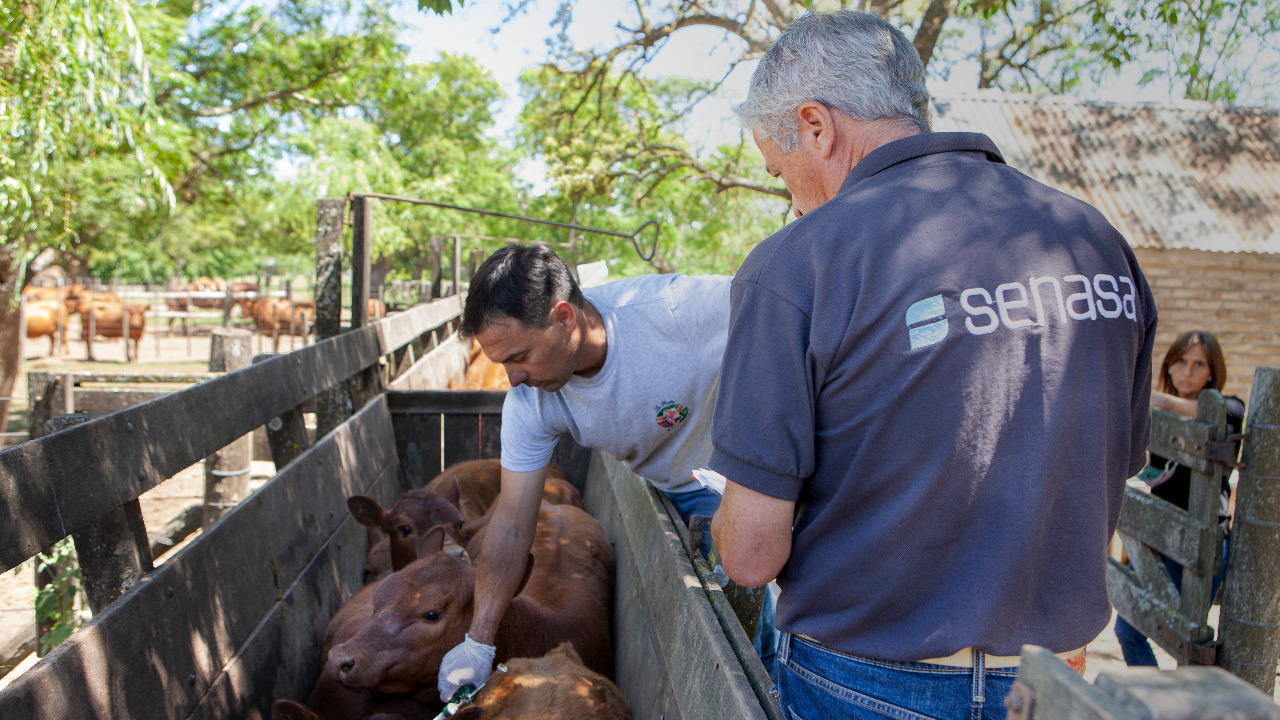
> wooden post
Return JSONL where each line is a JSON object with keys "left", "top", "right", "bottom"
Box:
{"left": 27, "top": 388, "right": 82, "bottom": 655}
{"left": 1218, "top": 366, "right": 1280, "bottom": 692}
{"left": 314, "top": 198, "right": 351, "bottom": 438}
{"left": 314, "top": 198, "right": 344, "bottom": 342}
{"left": 54, "top": 281, "right": 64, "bottom": 357}
{"left": 251, "top": 353, "right": 311, "bottom": 470}
{"left": 430, "top": 237, "right": 444, "bottom": 300}
{"left": 222, "top": 282, "right": 234, "bottom": 328}
{"left": 16, "top": 294, "right": 27, "bottom": 361}
{"left": 452, "top": 235, "right": 462, "bottom": 297}
{"left": 203, "top": 328, "right": 254, "bottom": 526}
{"left": 351, "top": 195, "right": 372, "bottom": 330}
{"left": 86, "top": 302, "right": 96, "bottom": 361}
{"left": 44, "top": 412, "right": 155, "bottom": 615}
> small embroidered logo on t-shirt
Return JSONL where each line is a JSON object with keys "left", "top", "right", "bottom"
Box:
{"left": 655, "top": 402, "right": 689, "bottom": 429}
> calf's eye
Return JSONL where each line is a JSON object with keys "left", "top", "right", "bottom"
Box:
{"left": 398, "top": 525, "right": 413, "bottom": 536}
{"left": 424, "top": 611, "right": 440, "bottom": 622}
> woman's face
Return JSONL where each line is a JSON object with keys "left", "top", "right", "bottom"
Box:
{"left": 1169, "top": 343, "right": 1213, "bottom": 399}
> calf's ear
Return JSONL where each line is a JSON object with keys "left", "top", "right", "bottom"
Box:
{"left": 270, "top": 700, "right": 320, "bottom": 720}
{"left": 417, "top": 524, "right": 447, "bottom": 556}
{"left": 441, "top": 476, "right": 462, "bottom": 507}
{"left": 347, "top": 496, "right": 385, "bottom": 528}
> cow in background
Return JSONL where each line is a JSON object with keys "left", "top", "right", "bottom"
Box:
{"left": 450, "top": 339, "right": 510, "bottom": 391}
{"left": 80, "top": 298, "right": 147, "bottom": 362}
{"left": 247, "top": 298, "right": 314, "bottom": 351}
{"left": 22, "top": 299, "right": 69, "bottom": 356}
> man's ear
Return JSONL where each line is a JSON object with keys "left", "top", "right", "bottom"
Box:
{"left": 550, "top": 300, "right": 577, "bottom": 331}
{"left": 797, "top": 101, "right": 836, "bottom": 157}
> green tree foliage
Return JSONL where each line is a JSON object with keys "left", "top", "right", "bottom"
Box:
{"left": 517, "top": 64, "right": 785, "bottom": 274}
{"left": 507, "top": 0, "right": 1277, "bottom": 249}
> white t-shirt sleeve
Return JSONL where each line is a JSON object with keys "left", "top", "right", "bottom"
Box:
{"left": 499, "top": 386, "right": 564, "bottom": 473}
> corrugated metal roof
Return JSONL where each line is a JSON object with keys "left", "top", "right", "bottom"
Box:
{"left": 929, "top": 91, "right": 1280, "bottom": 253}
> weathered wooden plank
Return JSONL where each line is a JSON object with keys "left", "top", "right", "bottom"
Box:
{"left": 392, "top": 410, "right": 442, "bottom": 486}
{"left": 1011, "top": 646, "right": 1128, "bottom": 720}
{"left": 584, "top": 452, "right": 771, "bottom": 720}
{"left": 1093, "top": 665, "right": 1280, "bottom": 720}
{"left": 0, "top": 398, "right": 399, "bottom": 719}
{"left": 373, "top": 295, "right": 462, "bottom": 356}
{"left": 40, "top": 373, "right": 215, "bottom": 385}
{"left": 443, "top": 413, "right": 482, "bottom": 465}
{"left": 74, "top": 390, "right": 173, "bottom": 414}
{"left": 387, "top": 389, "right": 506, "bottom": 415}
{"left": 1107, "top": 560, "right": 1215, "bottom": 666}
{"left": 1147, "top": 409, "right": 1216, "bottom": 474}
{"left": 584, "top": 453, "right": 681, "bottom": 720}
{"left": 0, "top": 326, "right": 382, "bottom": 571}
{"left": 478, "top": 413, "right": 502, "bottom": 459}
{"left": 551, "top": 434, "right": 593, "bottom": 495}
{"left": 1117, "top": 487, "right": 1222, "bottom": 574}
{"left": 186, "top": 460, "right": 401, "bottom": 720}
{"left": 387, "top": 334, "right": 468, "bottom": 391}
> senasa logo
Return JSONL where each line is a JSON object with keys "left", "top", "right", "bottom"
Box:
{"left": 906, "top": 273, "right": 1138, "bottom": 351}
{"left": 906, "top": 294, "right": 948, "bottom": 350}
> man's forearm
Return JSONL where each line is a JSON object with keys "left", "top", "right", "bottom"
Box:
{"left": 469, "top": 514, "right": 533, "bottom": 643}
{"left": 468, "top": 468, "right": 544, "bottom": 645}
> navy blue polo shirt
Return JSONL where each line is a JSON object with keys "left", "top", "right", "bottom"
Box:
{"left": 711, "top": 132, "right": 1156, "bottom": 660}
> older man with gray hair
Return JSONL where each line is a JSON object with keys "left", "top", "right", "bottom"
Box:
{"left": 709, "top": 10, "right": 1156, "bottom": 718}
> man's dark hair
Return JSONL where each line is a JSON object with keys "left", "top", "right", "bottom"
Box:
{"left": 459, "top": 245, "right": 585, "bottom": 340}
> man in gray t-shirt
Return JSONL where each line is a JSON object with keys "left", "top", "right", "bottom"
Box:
{"left": 435, "top": 245, "right": 737, "bottom": 702}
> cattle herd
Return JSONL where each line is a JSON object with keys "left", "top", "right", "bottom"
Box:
{"left": 271, "top": 459, "right": 629, "bottom": 720}
{"left": 20, "top": 275, "right": 390, "bottom": 360}
{"left": 21, "top": 285, "right": 148, "bottom": 361}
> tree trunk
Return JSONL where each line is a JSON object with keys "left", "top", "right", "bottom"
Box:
{"left": 0, "top": 243, "right": 23, "bottom": 436}
{"left": 913, "top": 0, "right": 955, "bottom": 71}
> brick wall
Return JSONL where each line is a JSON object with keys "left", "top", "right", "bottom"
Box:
{"left": 1134, "top": 247, "right": 1280, "bottom": 404}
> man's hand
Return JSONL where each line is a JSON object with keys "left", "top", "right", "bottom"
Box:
{"left": 437, "top": 633, "right": 497, "bottom": 701}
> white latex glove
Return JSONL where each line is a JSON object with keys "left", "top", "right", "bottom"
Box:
{"left": 437, "top": 633, "right": 497, "bottom": 702}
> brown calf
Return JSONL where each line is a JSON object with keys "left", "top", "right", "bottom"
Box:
{"left": 324, "top": 503, "right": 615, "bottom": 700}
{"left": 449, "top": 339, "right": 510, "bottom": 392}
{"left": 271, "top": 581, "right": 436, "bottom": 720}
{"left": 347, "top": 488, "right": 465, "bottom": 583}
{"left": 455, "top": 642, "right": 629, "bottom": 720}
{"left": 422, "top": 459, "right": 581, "bottom": 524}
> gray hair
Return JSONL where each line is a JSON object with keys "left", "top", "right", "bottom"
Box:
{"left": 734, "top": 10, "right": 931, "bottom": 151}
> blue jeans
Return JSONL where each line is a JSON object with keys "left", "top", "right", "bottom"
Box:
{"left": 776, "top": 633, "right": 1017, "bottom": 720}
{"left": 1114, "top": 540, "right": 1228, "bottom": 666}
{"left": 663, "top": 487, "right": 780, "bottom": 683}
